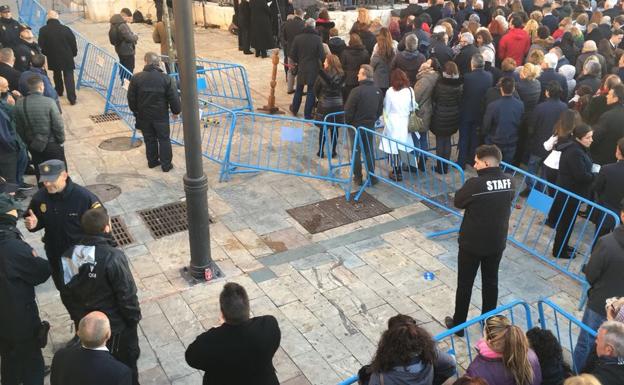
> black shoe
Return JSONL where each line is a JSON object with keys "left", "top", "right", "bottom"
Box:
{"left": 69, "top": 99, "right": 77, "bottom": 105}
{"left": 148, "top": 161, "right": 161, "bottom": 169}
{"left": 243, "top": 50, "right": 253, "bottom": 55}
{"left": 434, "top": 165, "right": 448, "bottom": 174}
{"left": 287, "top": 90, "right": 295, "bottom": 94}
{"left": 316, "top": 151, "right": 325, "bottom": 158}
{"left": 519, "top": 187, "right": 531, "bottom": 198}
{"left": 18, "top": 182, "right": 35, "bottom": 191}
{"left": 261, "top": 51, "right": 268, "bottom": 58}
{"left": 162, "top": 164, "right": 173, "bottom": 172}
{"left": 288, "top": 104, "right": 298, "bottom": 117}
{"left": 354, "top": 175, "right": 363, "bottom": 186}
{"left": 445, "top": 316, "right": 465, "bottom": 337}
{"left": 255, "top": 51, "right": 260, "bottom": 57}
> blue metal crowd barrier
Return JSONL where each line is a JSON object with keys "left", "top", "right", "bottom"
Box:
{"left": 538, "top": 299, "right": 598, "bottom": 374}
{"left": 337, "top": 300, "right": 534, "bottom": 385}
{"left": 354, "top": 126, "right": 465, "bottom": 216}
{"left": 18, "top": 0, "right": 47, "bottom": 34}
{"left": 500, "top": 162, "right": 620, "bottom": 308}
{"left": 220, "top": 112, "right": 359, "bottom": 199}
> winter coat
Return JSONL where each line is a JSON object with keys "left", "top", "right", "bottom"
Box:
{"left": 0, "top": 17, "right": 21, "bottom": 48}
{"left": 127, "top": 64, "right": 181, "bottom": 122}
{"left": 498, "top": 28, "right": 531, "bottom": 64}
{"left": 282, "top": 16, "right": 304, "bottom": 53}
{"left": 576, "top": 74, "right": 601, "bottom": 95}
{"left": 344, "top": 79, "right": 384, "bottom": 129}
{"left": 38, "top": 19, "right": 77, "bottom": 71}
{"left": 0, "top": 62, "right": 20, "bottom": 92}
{"left": 328, "top": 37, "right": 346, "bottom": 57}
{"left": 575, "top": 51, "right": 607, "bottom": 79}
{"left": 14, "top": 92, "right": 64, "bottom": 152}
{"left": 455, "top": 167, "right": 514, "bottom": 255}
{"left": 538, "top": 69, "right": 568, "bottom": 102}
{"left": 593, "top": 160, "right": 624, "bottom": 218}
{"left": 560, "top": 42, "right": 579, "bottom": 66}
{"left": 431, "top": 76, "right": 463, "bottom": 137}
{"left": 591, "top": 104, "right": 624, "bottom": 165}
{"left": 460, "top": 68, "right": 493, "bottom": 123}
{"left": 516, "top": 78, "right": 541, "bottom": 130}
{"left": 413, "top": 69, "right": 439, "bottom": 133}
{"left": 529, "top": 37, "right": 554, "bottom": 54}
{"left": 18, "top": 67, "right": 58, "bottom": 100}
{"left": 370, "top": 52, "right": 393, "bottom": 89}
{"left": 428, "top": 39, "right": 454, "bottom": 67}
{"left": 367, "top": 350, "right": 456, "bottom": 385}
{"left": 0, "top": 224, "right": 51, "bottom": 344}
{"left": 249, "top": 0, "right": 273, "bottom": 50}
{"left": 379, "top": 87, "right": 415, "bottom": 154}
{"left": 585, "top": 224, "right": 624, "bottom": 317}
{"left": 315, "top": 18, "right": 334, "bottom": 44}
{"left": 60, "top": 235, "right": 142, "bottom": 333}
{"left": 313, "top": 71, "right": 345, "bottom": 115}
{"left": 584, "top": 94, "right": 610, "bottom": 125}
{"left": 290, "top": 27, "right": 325, "bottom": 87}
{"left": 391, "top": 50, "right": 426, "bottom": 86}
{"left": 590, "top": 356, "right": 624, "bottom": 385}
{"left": 455, "top": 44, "right": 480, "bottom": 75}
{"left": 13, "top": 40, "right": 42, "bottom": 72}
{"left": 483, "top": 95, "right": 525, "bottom": 146}
{"left": 556, "top": 139, "right": 594, "bottom": 197}
{"left": 558, "top": 65, "right": 576, "bottom": 99}
{"left": 109, "top": 14, "right": 138, "bottom": 56}
{"left": 529, "top": 98, "right": 567, "bottom": 158}
{"left": 359, "top": 30, "right": 377, "bottom": 57}
{"left": 466, "top": 340, "right": 542, "bottom": 385}
{"left": 152, "top": 21, "right": 175, "bottom": 56}
{"left": 340, "top": 46, "right": 370, "bottom": 87}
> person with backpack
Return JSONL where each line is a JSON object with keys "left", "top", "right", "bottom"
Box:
{"left": 109, "top": 8, "right": 138, "bottom": 77}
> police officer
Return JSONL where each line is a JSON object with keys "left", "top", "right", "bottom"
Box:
{"left": 0, "top": 6, "right": 22, "bottom": 49}
{"left": 0, "top": 183, "right": 52, "bottom": 385}
{"left": 445, "top": 145, "right": 514, "bottom": 335}
{"left": 24, "top": 159, "right": 102, "bottom": 290}
{"left": 60, "top": 207, "right": 141, "bottom": 385}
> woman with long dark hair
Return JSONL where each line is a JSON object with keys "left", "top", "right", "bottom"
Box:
{"left": 313, "top": 54, "right": 345, "bottom": 158}
{"left": 370, "top": 33, "right": 396, "bottom": 95}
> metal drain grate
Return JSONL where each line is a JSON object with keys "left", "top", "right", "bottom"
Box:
{"left": 110, "top": 216, "right": 134, "bottom": 247}
{"left": 139, "top": 201, "right": 189, "bottom": 239}
{"left": 90, "top": 112, "right": 121, "bottom": 123}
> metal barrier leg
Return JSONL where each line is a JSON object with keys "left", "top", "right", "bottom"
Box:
{"left": 427, "top": 227, "right": 460, "bottom": 238}
{"left": 104, "top": 63, "right": 119, "bottom": 114}
{"left": 76, "top": 42, "right": 91, "bottom": 90}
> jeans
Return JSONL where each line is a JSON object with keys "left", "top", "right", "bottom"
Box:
{"left": 16, "top": 147, "right": 28, "bottom": 185}
{"left": 573, "top": 307, "right": 605, "bottom": 372}
{"left": 291, "top": 84, "right": 315, "bottom": 120}
{"left": 525, "top": 154, "right": 544, "bottom": 189}
{"left": 435, "top": 135, "right": 452, "bottom": 161}
{"left": 137, "top": 119, "right": 172, "bottom": 169}
{"left": 350, "top": 128, "right": 375, "bottom": 181}
{"left": 108, "top": 326, "right": 141, "bottom": 385}
{"left": 458, "top": 120, "right": 479, "bottom": 168}
{"left": 551, "top": 195, "right": 581, "bottom": 256}
{"left": 0, "top": 340, "right": 44, "bottom": 385}
{"left": 492, "top": 142, "right": 516, "bottom": 164}
{"left": 52, "top": 69, "right": 76, "bottom": 103}
{"left": 452, "top": 246, "right": 504, "bottom": 326}
{"left": 414, "top": 131, "right": 429, "bottom": 167}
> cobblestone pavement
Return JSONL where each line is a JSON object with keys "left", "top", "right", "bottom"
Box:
{"left": 18, "top": 21, "right": 586, "bottom": 385}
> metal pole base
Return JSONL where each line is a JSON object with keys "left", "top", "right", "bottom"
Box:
{"left": 257, "top": 106, "right": 284, "bottom": 115}
{"left": 181, "top": 262, "right": 224, "bottom": 284}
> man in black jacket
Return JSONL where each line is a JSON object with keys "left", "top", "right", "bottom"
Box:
{"left": 445, "top": 145, "right": 514, "bottom": 334}
{"left": 281, "top": 8, "right": 304, "bottom": 93}
{"left": 0, "top": 190, "right": 51, "bottom": 385}
{"left": 51, "top": 311, "right": 132, "bottom": 385}
{"left": 0, "top": 48, "right": 21, "bottom": 92}
{"left": 60, "top": 208, "right": 141, "bottom": 385}
{"left": 38, "top": 11, "right": 78, "bottom": 105}
{"left": 592, "top": 138, "right": 624, "bottom": 237}
{"left": 186, "top": 282, "right": 281, "bottom": 385}
{"left": 0, "top": 6, "right": 22, "bottom": 49}
{"left": 591, "top": 84, "right": 624, "bottom": 166}
{"left": 586, "top": 321, "right": 624, "bottom": 385}
{"left": 454, "top": 32, "right": 479, "bottom": 75}
{"left": 573, "top": 200, "right": 624, "bottom": 371}
{"left": 128, "top": 52, "right": 181, "bottom": 172}
{"left": 344, "top": 64, "right": 383, "bottom": 186}
{"left": 109, "top": 8, "right": 138, "bottom": 76}
{"left": 13, "top": 28, "right": 42, "bottom": 73}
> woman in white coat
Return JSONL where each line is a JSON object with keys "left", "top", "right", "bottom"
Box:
{"left": 379, "top": 68, "right": 416, "bottom": 181}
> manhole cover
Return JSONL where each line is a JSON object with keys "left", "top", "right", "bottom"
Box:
{"left": 110, "top": 216, "right": 134, "bottom": 247}
{"left": 90, "top": 112, "right": 121, "bottom": 123}
{"left": 85, "top": 184, "right": 122, "bottom": 202}
{"left": 99, "top": 136, "right": 143, "bottom": 151}
{"left": 139, "top": 201, "right": 189, "bottom": 239}
{"left": 286, "top": 192, "right": 392, "bottom": 234}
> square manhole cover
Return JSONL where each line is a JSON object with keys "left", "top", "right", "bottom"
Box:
{"left": 90, "top": 112, "right": 121, "bottom": 124}
{"left": 138, "top": 201, "right": 189, "bottom": 239}
{"left": 286, "top": 192, "right": 392, "bottom": 234}
{"left": 110, "top": 215, "right": 134, "bottom": 247}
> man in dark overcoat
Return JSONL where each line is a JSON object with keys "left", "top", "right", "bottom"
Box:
{"left": 38, "top": 10, "right": 78, "bottom": 105}
{"left": 249, "top": 0, "right": 274, "bottom": 58}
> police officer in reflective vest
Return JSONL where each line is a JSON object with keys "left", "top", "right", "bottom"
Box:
{"left": 24, "top": 159, "right": 102, "bottom": 290}
{"left": 445, "top": 144, "right": 514, "bottom": 335}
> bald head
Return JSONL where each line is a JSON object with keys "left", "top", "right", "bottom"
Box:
{"left": 47, "top": 10, "right": 58, "bottom": 19}
{"left": 78, "top": 311, "right": 111, "bottom": 349}
{"left": 0, "top": 48, "right": 14, "bottom": 65}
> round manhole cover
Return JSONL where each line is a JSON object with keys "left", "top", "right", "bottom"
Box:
{"left": 99, "top": 137, "right": 143, "bottom": 151}
{"left": 85, "top": 184, "right": 122, "bottom": 202}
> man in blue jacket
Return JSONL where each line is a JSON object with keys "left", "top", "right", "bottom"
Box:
{"left": 458, "top": 53, "right": 493, "bottom": 169}
{"left": 482, "top": 77, "right": 524, "bottom": 163}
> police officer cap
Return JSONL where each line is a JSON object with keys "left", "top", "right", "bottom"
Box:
{"left": 0, "top": 193, "right": 17, "bottom": 214}
{"left": 0, "top": 176, "right": 18, "bottom": 194}
{"left": 39, "top": 159, "right": 66, "bottom": 183}
{"left": 0, "top": 5, "right": 10, "bottom": 13}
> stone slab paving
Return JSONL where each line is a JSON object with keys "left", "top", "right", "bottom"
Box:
{"left": 8, "top": 21, "right": 587, "bottom": 385}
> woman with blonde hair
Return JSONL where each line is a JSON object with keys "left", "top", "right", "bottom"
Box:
{"left": 563, "top": 374, "right": 602, "bottom": 385}
{"left": 465, "top": 315, "right": 542, "bottom": 385}
{"left": 350, "top": 8, "right": 371, "bottom": 33}
{"left": 524, "top": 19, "right": 539, "bottom": 41}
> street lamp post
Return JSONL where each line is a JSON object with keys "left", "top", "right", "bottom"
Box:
{"left": 172, "top": 0, "right": 219, "bottom": 281}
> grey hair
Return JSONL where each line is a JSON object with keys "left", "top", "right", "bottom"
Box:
{"left": 461, "top": 32, "right": 474, "bottom": 45}
{"left": 405, "top": 34, "right": 419, "bottom": 52}
{"left": 583, "top": 59, "right": 601, "bottom": 76}
{"left": 360, "top": 64, "right": 374, "bottom": 80}
{"left": 471, "top": 53, "right": 484, "bottom": 69}
{"left": 600, "top": 321, "right": 624, "bottom": 357}
{"left": 305, "top": 18, "right": 316, "bottom": 28}
{"left": 0, "top": 48, "right": 14, "bottom": 63}
{"left": 144, "top": 51, "right": 161, "bottom": 66}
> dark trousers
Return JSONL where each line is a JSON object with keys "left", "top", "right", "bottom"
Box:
{"left": 138, "top": 119, "right": 172, "bottom": 169}
{"left": 452, "top": 246, "right": 504, "bottom": 325}
{"left": 238, "top": 27, "right": 250, "bottom": 52}
{"left": 435, "top": 135, "right": 452, "bottom": 172}
{"left": 496, "top": 143, "right": 517, "bottom": 164}
{"left": 0, "top": 149, "right": 18, "bottom": 183}
{"left": 0, "top": 340, "right": 44, "bottom": 385}
{"left": 108, "top": 326, "right": 140, "bottom": 385}
{"left": 457, "top": 120, "right": 479, "bottom": 168}
{"left": 350, "top": 128, "right": 375, "bottom": 180}
{"left": 30, "top": 142, "right": 66, "bottom": 183}
{"left": 52, "top": 69, "right": 76, "bottom": 103}
{"left": 118, "top": 55, "right": 135, "bottom": 79}
{"left": 291, "top": 84, "right": 315, "bottom": 120}
{"left": 552, "top": 195, "right": 581, "bottom": 256}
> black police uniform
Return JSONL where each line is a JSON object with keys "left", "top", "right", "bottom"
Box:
{"left": 0, "top": 210, "right": 51, "bottom": 385}
{"left": 60, "top": 234, "right": 142, "bottom": 385}
{"left": 0, "top": 17, "right": 22, "bottom": 48}
{"left": 450, "top": 166, "right": 514, "bottom": 327}
{"left": 27, "top": 177, "right": 102, "bottom": 289}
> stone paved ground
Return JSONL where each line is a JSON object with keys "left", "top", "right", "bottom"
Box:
{"left": 15, "top": 20, "right": 586, "bottom": 385}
